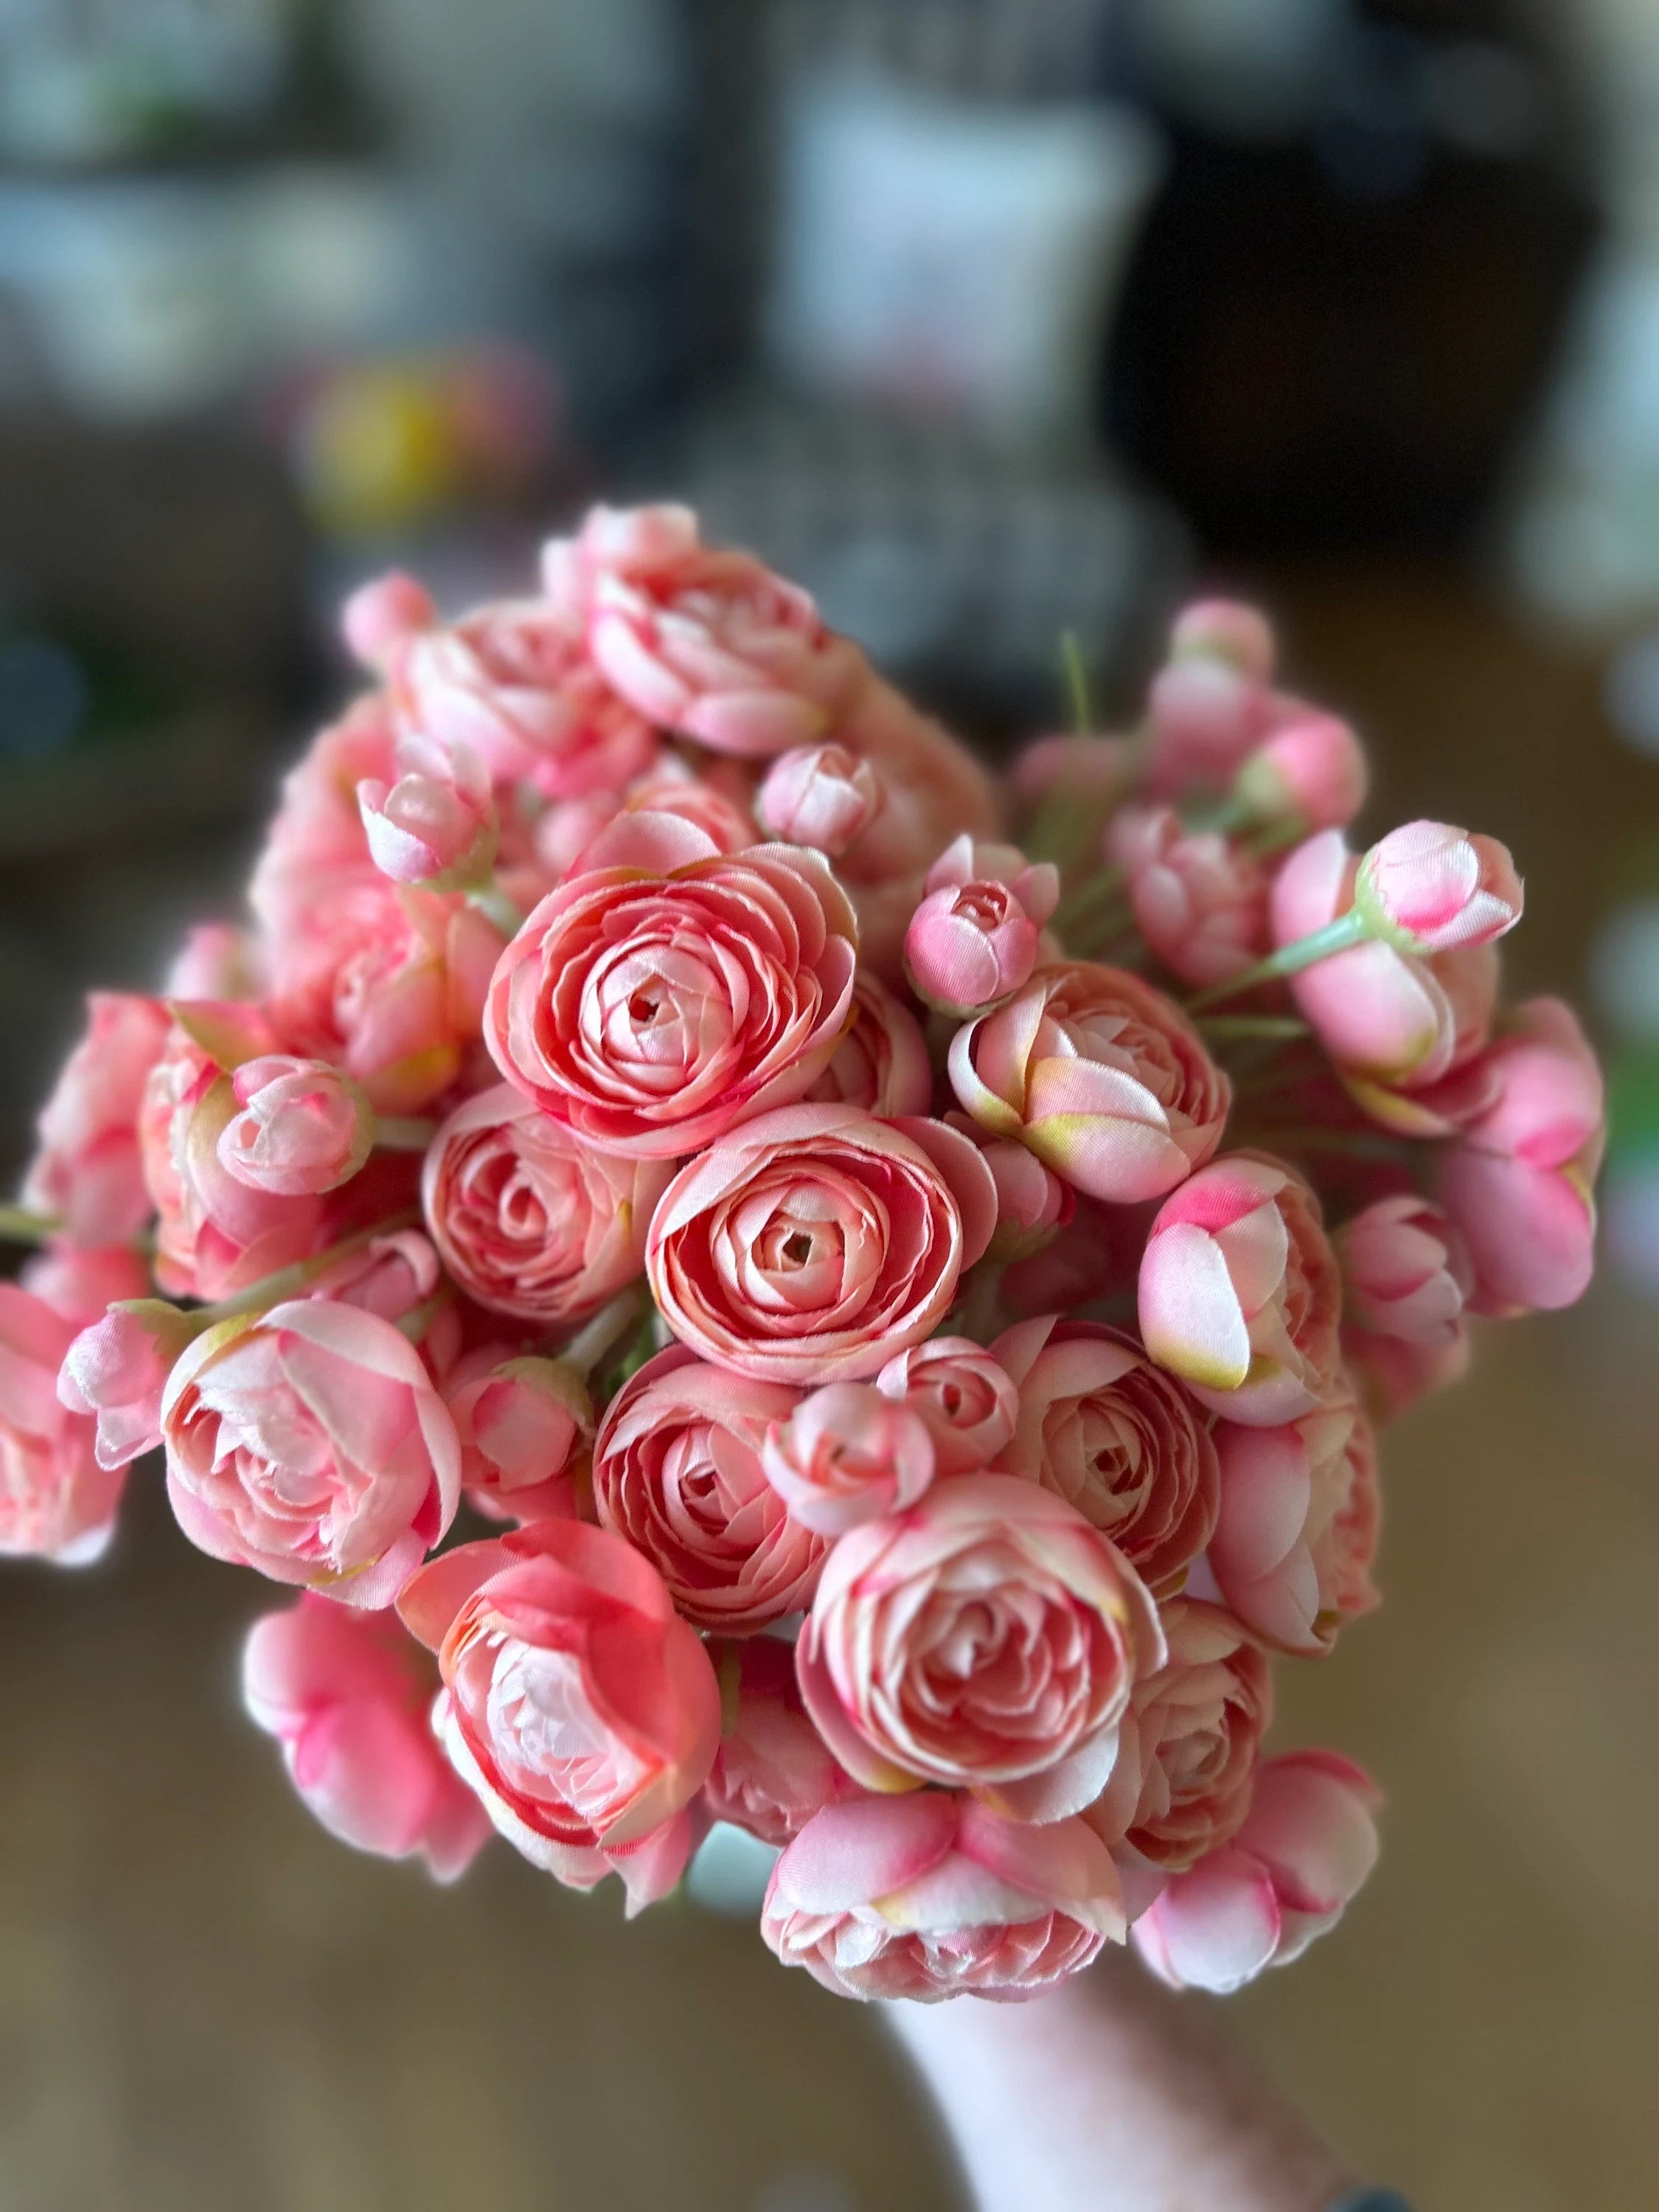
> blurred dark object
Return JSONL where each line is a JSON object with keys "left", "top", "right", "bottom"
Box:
{"left": 1108, "top": 1, "right": 1598, "bottom": 554}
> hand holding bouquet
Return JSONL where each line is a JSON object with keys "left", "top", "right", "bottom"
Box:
{"left": 6, "top": 510, "right": 1601, "bottom": 2008}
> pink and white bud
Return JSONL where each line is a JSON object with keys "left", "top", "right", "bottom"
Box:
{"left": 757, "top": 742, "right": 884, "bottom": 855}
{"left": 341, "top": 571, "right": 437, "bottom": 669}
{"left": 445, "top": 1353, "right": 594, "bottom": 1525}
{"left": 875, "top": 1335, "right": 1020, "bottom": 1476}
{"left": 1335, "top": 1194, "right": 1472, "bottom": 1349}
{"left": 1145, "top": 658, "right": 1270, "bottom": 801}
{"left": 1234, "top": 710, "right": 1368, "bottom": 832}
{"left": 904, "top": 836, "right": 1061, "bottom": 1017}
{"left": 1169, "top": 598, "right": 1277, "bottom": 684}
{"left": 58, "top": 1298, "right": 198, "bottom": 1471}
{"left": 1109, "top": 805, "right": 1271, "bottom": 989}
{"left": 978, "top": 1137, "right": 1076, "bottom": 1261}
{"left": 215, "top": 1055, "right": 375, "bottom": 1199}
{"left": 164, "top": 922, "right": 265, "bottom": 1003}
{"left": 761, "top": 1382, "right": 936, "bottom": 1537}
{"left": 1354, "top": 821, "right": 1523, "bottom": 954}
{"left": 357, "top": 734, "right": 498, "bottom": 891}
{"left": 1133, "top": 1752, "right": 1381, "bottom": 1993}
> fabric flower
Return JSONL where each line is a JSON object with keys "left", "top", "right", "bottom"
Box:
{"left": 590, "top": 1346, "right": 826, "bottom": 1632}
{"left": 397, "top": 1517, "right": 720, "bottom": 1912}
{"left": 357, "top": 733, "right": 498, "bottom": 891}
{"left": 243, "top": 1594, "right": 490, "bottom": 1879}
{"left": 57, "top": 1297, "right": 198, "bottom": 1472}
{"left": 1107, "top": 807, "right": 1271, "bottom": 990}
{"left": 485, "top": 812, "right": 858, "bottom": 1158}
{"left": 422, "top": 1084, "right": 672, "bottom": 1326}
{"left": 22, "top": 992, "right": 170, "bottom": 1245}
{"left": 1354, "top": 821, "right": 1523, "bottom": 953}
{"left": 1234, "top": 711, "right": 1367, "bottom": 833}
{"left": 762, "top": 1791, "right": 1125, "bottom": 2003}
{"left": 904, "top": 837, "right": 1059, "bottom": 1017}
{"left": 1335, "top": 1194, "right": 1472, "bottom": 1349}
{"left": 216, "top": 1054, "right": 374, "bottom": 1199}
{"left": 802, "top": 967, "right": 933, "bottom": 1119}
{"left": 445, "top": 1352, "right": 594, "bottom": 1524}
{"left": 757, "top": 742, "right": 884, "bottom": 855}
{"left": 645, "top": 1105, "right": 996, "bottom": 1385}
{"left": 950, "top": 963, "right": 1230, "bottom": 1206}
{"left": 993, "top": 1316, "right": 1220, "bottom": 1598}
{"left": 161, "top": 1298, "right": 460, "bottom": 1608}
{"left": 760, "top": 1382, "right": 936, "bottom": 1536}
{"left": 796, "top": 1473, "right": 1164, "bottom": 1823}
{"left": 874, "top": 1335, "right": 1019, "bottom": 1476}
{"left": 0, "top": 1285, "right": 125, "bottom": 1563}
{"left": 702, "top": 1636, "right": 855, "bottom": 1846}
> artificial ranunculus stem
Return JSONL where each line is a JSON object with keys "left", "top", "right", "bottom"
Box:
{"left": 1060, "top": 629, "right": 1093, "bottom": 736}
{"left": 394, "top": 1288, "right": 455, "bottom": 1344}
{"left": 0, "top": 1204, "right": 61, "bottom": 1243}
{"left": 466, "top": 878, "right": 525, "bottom": 939}
{"left": 1053, "top": 864, "right": 1127, "bottom": 940}
{"left": 1195, "top": 1015, "right": 1311, "bottom": 1041}
{"left": 1186, "top": 908, "right": 1370, "bottom": 1010}
{"left": 195, "top": 1210, "right": 422, "bottom": 1328}
{"left": 375, "top": 1116, "right": 438, "bottom": 1151}
{"left": 561, "top": 1285, "right": 650, "bottom": 1379}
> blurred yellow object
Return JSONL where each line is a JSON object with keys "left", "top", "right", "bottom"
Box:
{"left": 293, "top": 364, "right": 463, "bottom": 537}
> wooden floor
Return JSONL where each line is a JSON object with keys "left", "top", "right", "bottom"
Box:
{"left": 0, "top": 567, "right": 1652, "bottom": 2210}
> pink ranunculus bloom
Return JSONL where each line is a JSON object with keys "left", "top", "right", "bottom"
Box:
{"left": 340, "top": 570, "right": 437, "bottom": 667}
{"left": 1209, "top": 1378, "right": 1380, "bottom": 1655}
{"left": 802, "top": 967, "right": 932, "bottom": 1119}
{"left": 1011, "top": 731, "right": 1139, "bottom": 810}
{"left": 646, "top": 1105, "right": 997, "bottom": 1385}
{"left": 0, "top": 1284, "right": 126, "bottom": 1563}
{"left": 761, "top": 1382, "right": 936, "bottom": 1537}
{"left": 357, "top": 733, "right": 498, "bottom": 891}
{"left": 215, "top": 1054, "right": 374, "bottom": 1199}
{"left": 243, "top": 1593, "right": 490, "bottom": 1881}
{"left": 1138, "top": 1153, "right": 1341, "bottom": 1427}
{"left": 57, "top": 1297, "right": 198, "bottom": 1472}
{"left": 618, "top": 758, "right": 759, "bottom": 855}
{"left": 1144, "top": 652, "right": 1273, "bottom": 801}
{"left": 796, "top": 1472, "right": 1165, "bottom": 1823}
{"left": 422, "top": 1084, "right": 673, "bottom": 1326}
{"left": 485, "top": 812, "right": 858, "bottom": 1158}
{"left": 139, "top": 1011, "right": 327, "bottom": 1302}
{"left": 703, "top": 1636, "right": 857, "bottom": 1846}
{"left": 250, "top": 696, "right": 400, "bottom": 931}
{"left": 1435, "top": 997, "right": 1605, "bottom": 1315}
{"left": 904, "top": 837, "right": 1060, "bottom": 1017}
{"left": 397, "top": 1517, "right": 721, "bottom": 1912}
{"left": 161, "top": 1299, "right": 461, "bottom": 1608}
{"left": 950, "top": 963, "right": 1231, "bottom": 1206}
{"left": 757, "top": 742, "right": 885, "bottom": 855}
{"left": 1084, "top": 1599, "right": 1272, "bottom": 1871}
{"left": 975, "top": 1136, "right": 1075, "bottom": 1262}
{"left": 22, "top": 1239, "right": 151, "bottom": 1328}
{"left": 837, "top": 680, "right": 1003, "bottom": 886}
{"left": 761, "top": 1790, "right": 1126, "bottom": 2003}
{"left": 164, "top": 922, "right": 265, "bottom": 1003}
{"left": 1270, "top": 832, "right": 1458, "bottom": 1088}
{"left": 1107, "top": 805, "right": 1271, "bottom": 990}
{"left": 1170, "top": 598, "right": 1277, "bottom": 683}
{"left": 22, "top": 992, "right": 171, "bottom": 1245}
{"left": 1335, "top": 1194, "right": 1472, "bottom": 1348}
{"left": 445, "top": 1352, "right": 594, "bottom": 1525}
{"left": 875, "top": 1335, "right": 1019, "bottom": 1476}
{"left": 1343, "top": 1327, "right": 1470, "bottom": 1425}
{"left": 1234, "top": 710, "right": 1368, "bottom": 832}
{"left": 580, "top": 504, "right": 872, "bottom": 758}
{"left": 1340, "top": 939, "right": 1505, "bottom": 1138}
{"left": 992, "top": 1316, "right": 1220, "bottom": 1599}
{"left": 1132, "top": 1751, "right": 1381, "bottom": 1993}
{"left": 591, "top": 1346, "right": 826, "bottom": 1632}
{"left": 1355, "top": 821, "right": 1523, "bottom": 955}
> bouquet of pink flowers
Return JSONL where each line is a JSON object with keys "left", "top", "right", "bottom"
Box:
{"left": 4, "top": 509, "right": 1603, "bottom": 2004}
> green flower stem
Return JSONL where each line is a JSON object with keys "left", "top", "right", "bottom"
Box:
{"left": 1060, "top": 630, "right": 1093, "bottom": 735}
{"left": 0, "top": 1205, "right": 61, "bottom": 1245}
{"left": 1194, "top": 1015, "right": 1312, "bottom": 1042}
{"left": 467, "top": 879, "right": 526, "bottom": 939}
{"left": 561, "top": 1286, "right": 650, "bottom": 1380}
{"left": 375, "top": 1116, "right": 438, "bottom": 1151}
{"left": 1186, "top": 909, "right": 1371, "bottom": 1012}
{"left": 1053, "top": 866, "right": 1128, "bottom": 941}
{"left": 194, "top": 1210, "right": 422, "bottom": 1330}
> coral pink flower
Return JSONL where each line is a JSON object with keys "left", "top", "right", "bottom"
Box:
{"left": 993, "top": 1317, "right": 1220, "bottom": 1598}
{"left": 1170, "top": 599, "right": 1276, "bottom": 681}
{"left": 1340, "top": 941, "right": 1505, "bottom": 1138}
{"left": 875, "top": 1335, "right": 1019, "bottom": 1476}
{"left": 422, "top": 1085, "right": 672, "bottom": 1326}
{"left": 22, "top": 1240, "right": 150, "bottom": 1328}
{"left": 580, "top": 504, "right": 872, "bottom": 757}
{"left": 802, "top": 968, "right": 932, "bottom": 1118}
{"left": 1234, "top": 711, "right": 1368, "bottom": 832}
{"left": 251, "top": 697, "right": 399, "bottom": 928}
{"left": 1107, "top": 806, "right": 1271, "bottom": 989}
{"left": 1210, "top": 1380, "right": 1380, "bottom": 1655}
{"left": 1271, "top": 832, "right": 1458, "bottom": 1087}
{"left": 1335, "top": 1194, "right": 1472, "bottom": 1348}
{"left": 1132, "top": 1752, "right": 1381, "bottom": 1992}
{"left": 618, "top": 760, "right": 759, "bottom": 854}
{"left": 397, "top": 1517, "right": 721, "bottom": 1911}
{"left": 1138, "top": 1154, "right": 1340, "bottom": 1426}
{"left": 760, "top": 1382, "right": 936, "bottom": 1536}
{"left": 445, "top": 1352, "right": 593, "bottom": 1524}
{"left": 1085, "top": 1599, "right": 1272, "bottom": 1870}
{"left": 216, "top": 1054, "right": 374, "bottom": 1199}
{"left": 591, "top": 1346, "right": 826, "bottom": 1632}
{"left": 58, "top": 1298, "right": 198, "bottom": 1471}
{"left": 1355, "top": 821, "right": 1523, "bottom": 953}
{"left": 0, "top": 1285, "right": 125, "bottom": 1563}
{"left": 762, "top": 1789, "right": 1126, "bottom": 2003}
{"left": 904, "top": 837, "right": 1059, "bottom": 1017}
{"left": 485, "top": 812, "right": 858, "bottom": 1158}
{"left": 646, "top": 1105, "right": 996, "bottom": 1385}
{"left": 357, "top": 734, "right": 498, "bottom": 891}
{"left": 243, "top": 1593, "right": 490, "bottom": 1880}
{"left": 164, "top": 922, "right": 265, "bottom": 1003}
{"left": 1436, "top": 997, "right": 1604, "bottom": 1315}
{"left": 1145, "top": 603, "right": 1279, "bottom": 802}
{"left": 950, "top": 963, "right": 1231, "bottom": 1206}
{"left": 340, "top": 570, "right": 436, "bottom": 666}
{"left": 23, "top": 992, "right": 170, "bottom": 1245}
{"left": 757, "top": 742, "right": 884, "bottom": 855}
{"left": 161, "top": 1299, "right": 460, "bottom": 1608}
{"left": 796, "top": 1472, "right": 1164, "bottom": 1823}
{"left": 702, "top": 1636, "right": 854, "bottom": 1846}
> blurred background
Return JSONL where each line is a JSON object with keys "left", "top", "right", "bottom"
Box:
{"left": 0, "top": 1, "right": 1655, "bottom": 2206}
